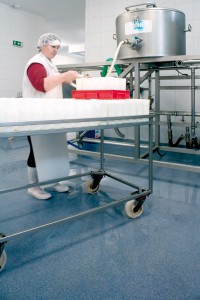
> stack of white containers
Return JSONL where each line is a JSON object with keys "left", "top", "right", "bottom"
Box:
{"left": 76, "top": 77, "right": 126, "bottom": 90}
{"left": 0, "top": 77, "right": 150, "bottom": 133}
{"left": 74, "top": 77, "right": 150, "bottom": 124}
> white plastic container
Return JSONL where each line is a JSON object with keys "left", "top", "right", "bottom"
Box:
{"left": 76, "top": 77, "right": 126, "bottom": 91}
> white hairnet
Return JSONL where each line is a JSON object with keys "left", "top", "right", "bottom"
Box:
{"left": 37, "top": 33, "right": 61, "bottom": 48}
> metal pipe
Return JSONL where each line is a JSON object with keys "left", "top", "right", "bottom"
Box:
{"left": 154, "top": 70, "right": 160, "bottom": 147}
{"left": 149, "top": 117, "right": 153, "bottom": 192}
{"left": 148, "top": 75, "right": 154, "bottom": 110}
{"left": 100, "top": 129, "right": 104, "bottom": 171}
{"left": 185, "top": 127, "right": 191, "bottom": 148}
{"left": 178, "top": 59, "right": 200, "bottom": 65}
{"left": 129, "top": 69, "right": 134, "bottom": 98}
{"left": 191, "top": 67, "right": 196, "bottom": 137}
{"left": 134, "top": 62, "right": 141, "bottom": 159}
{"left": 167, "top": 115, "right": 173, "bottom": 146}
{"left": 153, "top": 110, "right": 200, "bottom": 117}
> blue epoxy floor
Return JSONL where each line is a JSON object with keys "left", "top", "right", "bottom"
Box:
{"left": 0, "top": 137, "right": 200, "bottom": 300}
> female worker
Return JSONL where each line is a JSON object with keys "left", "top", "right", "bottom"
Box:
{"left": 23, "top": 33, "right": 80, "bottom": 200}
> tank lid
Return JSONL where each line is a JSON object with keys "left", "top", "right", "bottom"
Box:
{"left": 118, "top": 6, "right": 185, "bottom": 17}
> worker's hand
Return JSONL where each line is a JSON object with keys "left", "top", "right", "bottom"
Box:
{"left": 63, "top": 71, "right": 80, "bottom": 83}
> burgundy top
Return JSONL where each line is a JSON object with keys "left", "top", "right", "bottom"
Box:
{"left": 27, "top": 63, "right": 47, "bottom": 92}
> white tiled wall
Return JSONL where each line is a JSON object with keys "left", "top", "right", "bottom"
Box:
{"left": 85, "top": 0, "right": 200, "bottom": 143}
{"left": 0, "top": 3, "right": 47, "bottom": 97}
{"left": 0, "top": 3, "right": 84, "bottom": 98}
{"left": 0, "top": 3, "right": 46, "bottom": 97}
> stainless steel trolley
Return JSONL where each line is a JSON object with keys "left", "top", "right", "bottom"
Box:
{"left": 0, "top": 113, "right": 154, "bottom": 271}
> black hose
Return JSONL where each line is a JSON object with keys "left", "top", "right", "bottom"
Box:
{"left": 168, "top": 135, "right": 184, "bottom": 147}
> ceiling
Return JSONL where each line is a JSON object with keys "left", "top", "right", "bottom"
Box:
{"left": 0, "top": 0, "right": 85, "bottom": 47}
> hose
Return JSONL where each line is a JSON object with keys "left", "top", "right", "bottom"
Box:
{"left": 106, "top": 40, "right": 125, "bottom": 77}
{"left": 101, "top": 58, "right": 123, "bottom": 77}
{"left": 114, "top": 128, "right": 125, "bottom": 138}
{"left": 168, "top": 135, "right": 184, "bottom": 147}
{"left": 105, "top": 41, "right": 127, "bottom": 138}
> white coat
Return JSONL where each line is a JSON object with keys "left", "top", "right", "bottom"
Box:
{"left": 22, "top": 52, "right": 63, "bottom": 99}
{"left": 22, "top": 52, "right": 70, "bottom": 183}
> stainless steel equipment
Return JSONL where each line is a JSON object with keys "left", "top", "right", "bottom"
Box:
{"left": 115, "top": 3, "right": 187, "bottom": 59}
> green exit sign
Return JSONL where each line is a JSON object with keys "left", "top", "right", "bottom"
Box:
{"left": 13, "top": 40, "right": 23, "bottom": 47}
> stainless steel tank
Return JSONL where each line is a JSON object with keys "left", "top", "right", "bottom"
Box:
{"left": 115, "top": 3, "right": 187, "bottom": 59}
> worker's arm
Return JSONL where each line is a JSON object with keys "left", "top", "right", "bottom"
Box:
{"left": 27, "top": 63, "right": 79, "bottom": 92}
{"left": 44, "top": 70, "right": 79, "bottom": 92}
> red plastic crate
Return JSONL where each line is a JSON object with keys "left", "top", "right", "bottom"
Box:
{"left": 72, "top": 90, "right": 130, "bottom": 100}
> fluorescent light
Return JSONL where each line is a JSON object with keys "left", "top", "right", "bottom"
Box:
{"left": 68, "top": 44, "right": 85, "bottom": 54}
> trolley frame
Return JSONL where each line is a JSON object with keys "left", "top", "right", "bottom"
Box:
{"left": 0, "top": 114, "right": 154, "bottom": 270}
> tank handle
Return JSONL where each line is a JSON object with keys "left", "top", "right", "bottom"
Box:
{"left": 184, "top": 24, "right": 192, "bottom": 32}
{"left": 125, "top": 2, "right": 156, "bottom": 11}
